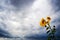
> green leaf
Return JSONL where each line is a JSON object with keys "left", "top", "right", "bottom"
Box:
{"left": 53, "top": 29, "right": 56, "bottom": 32}
{"left": 53, "top": 25, "right": 55, "bottom": 28}
{"left": 47, "top": 30, "right": 50, "bottom": 34}
{"left": 46, "top": 27, "right": 50, "bottom": 30}
{"left": 45, "top": 25, "right": 47, "bottom": 27}
{"left": 53, "top": 25, "right": 56, "bottom": 32}
{"left": 51, "top": 28, "right": 56, "bottom": 34}
{"left": 49, "top": 33, "right": 52, "bottom": 36}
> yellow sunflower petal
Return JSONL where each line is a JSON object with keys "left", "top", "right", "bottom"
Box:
{"left": 40, "top": 18, "right": 47, "bottom": 27}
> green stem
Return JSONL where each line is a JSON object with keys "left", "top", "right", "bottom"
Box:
{"left": 48, "top": 23, "right": 51, "bottom": 30}
{"left": 47, "top": 24, "right": 56, "bottom": 40}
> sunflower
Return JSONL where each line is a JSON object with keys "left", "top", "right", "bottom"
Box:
{"left": 46, "top": 16, "right": 51, "bottom": 23}
{"left": 40, "top": 18, "right": 47, "bottom": 27}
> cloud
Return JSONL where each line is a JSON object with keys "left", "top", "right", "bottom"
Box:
{"left": 0, "top": 28, "right": 12, "bottom": 38}
{"left": 51, "top": 0, "right": 60, "bottom": 12}
{"left": 10, "top": 0, "right": 34, "bottom": 8}
{"left": 0, "top": 0, "right": 60, "bottom": 39}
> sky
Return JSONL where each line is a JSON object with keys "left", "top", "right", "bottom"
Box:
{"left": 0, "top": 0, "right": 60, "bottom": 40}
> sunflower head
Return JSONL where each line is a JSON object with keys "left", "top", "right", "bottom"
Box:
{"left": 46, "top": 16, "right": 51, "bottom": 23}
{"left": 46, "top": 16, "right": 51, "bottom": 21}
{"left": 40, "top": 18, "right": 47, "bottom": 27}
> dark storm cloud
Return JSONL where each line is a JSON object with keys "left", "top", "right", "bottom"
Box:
{"left": 51, "top": 0, "right": 60, "bottom": 12}
{"left": 52, "top": 17, "right": 60, "bottom": 23}
{"left": 0, "top": 22, "right": 13, "bottom": 38}
{"left": 0, "top": 28, "right": 12, "bottom": 38}
{"left": 10, "top": 0, "right": 34, "bottom": 7}
{"left": 51, "top": 0, "right": 60, "bottom": 37}
{"left": 25, "top": 33, "right": 47, "bottom": 40}
{"left": 56, "top": 25, "right": 60, "bottom": 35}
